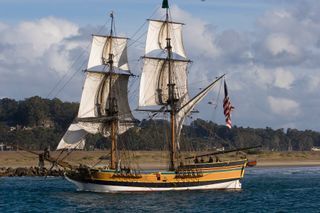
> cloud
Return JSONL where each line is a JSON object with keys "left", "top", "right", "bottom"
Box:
{"left": 0, "top": 17, "right": 93, "bottom": 100}
{"left": 306, "top": 75, "right": 320, "bottom": 92}
{"left": 235, "top": 65, "right": 294, "bottom": 91}
{"left": 273, "top": 68, "right": 294, "bottom": 89}
{"left": 1, "top": 17, "right": 79, "bottom": 61}
{"left": 268, "top": 96, "right": 300, "bottom": 117}
{"left": 265, "top": 33, "right": 298, "bottom": 56}
{"left": 254, "top": 2, "right": 320, "bottom": 67}
{"left": 170, "top": 5, "right": 220, "bottom": 58}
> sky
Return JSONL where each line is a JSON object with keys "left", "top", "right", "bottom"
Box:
{"left": 0, "top": 0, "right": 320, "bottom": 131}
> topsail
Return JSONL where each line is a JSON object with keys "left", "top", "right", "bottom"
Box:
{"left": 87, "top": 35, "right": 129, "bottom": 72}
{"left": 145, "top": 20, "right": 186, "bottom": 59}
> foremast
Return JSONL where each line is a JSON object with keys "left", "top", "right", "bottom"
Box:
{"left": 56, "top": 12, "right": 136, "bottom": 167}
{"left": 106, "top": 12, "right": 118, "bottom": 170}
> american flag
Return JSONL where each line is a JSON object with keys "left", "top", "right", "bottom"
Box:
{"left": 223, "top": 80, "right": 234, "bottom": 129}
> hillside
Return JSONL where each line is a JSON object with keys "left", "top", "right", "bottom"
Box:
{"left": 0, "top": 96, "right": 320, "bottom": 151}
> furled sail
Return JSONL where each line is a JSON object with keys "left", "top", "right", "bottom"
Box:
{"left": 57, "top": 71, "right": 135, "bottom": 150}
{"left": 87, "top": 35, "right": 129, "bottom": 71}
{"left": 145, "top": 20, "right": 186, "bottom": 59}
{"left": 139, "top": 57, "right": 189, "bottom": 107}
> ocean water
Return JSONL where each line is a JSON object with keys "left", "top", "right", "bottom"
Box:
{"left": 1, "top": 167, "right": 320, "bottom": 212}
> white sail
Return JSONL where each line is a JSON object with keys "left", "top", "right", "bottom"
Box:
{"left": 146, "top": 20, "right": 186, "bottom": 58}
{"left": 139, "top": 57, "right": 189, "bottom": 107}
{"left": 56, "top": 123, "right": 87, "bottom": 150}
{"left": 175, "top": 76, "right": 224, "bottom": 148}
{"left": 56, "top": 71, "right": 135, "bottom": 150}
{"left": 79, "top": 70, "right": 134, "bottom": 133}
{"left": 78, "top": 71, "right": 105, "bottom": 119}
{"left": 87, "top": 35, "right": 129, "bottom": 71}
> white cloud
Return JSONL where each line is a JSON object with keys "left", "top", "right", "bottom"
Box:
{"left": 274, "top": 68, "right": 294, "bottom": 89}
{"left": 0, "top": 17, "right": 87, "bottom": 99}
{"left": 268, "top": 96, "right": 300, "bottom": 117}
{"left": 306, "top": 75, "right": 320, "bottom": 92}
{"left": 245, "top": 66, "right": 294, "bottom": 90}
{"left": 258, "top": 9, "right": 295, "bottom": 33}
{"left": 170, "top": 5, "right": 220, "bottom": 58}
{"left": 1, "top": 17, "right": 78, "bottom": 61}
{"left": 0, "top": 22, "right": 8, "bottom": 31}
{"left": 251, "top": 65, "right": 273, "bottom": 90}
{"left": 265, "top": 33, "right": 298, "bottom": 56}
{"left": 45, "top": 45, "right": 72, "bottom": 74}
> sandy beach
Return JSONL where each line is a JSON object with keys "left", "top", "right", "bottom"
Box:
{"left": 1, "top": 150, "right": 320, "bottom": 169}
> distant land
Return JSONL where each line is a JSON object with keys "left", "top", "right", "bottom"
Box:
{"left": 2, "top": 150, "right": 320, "bottom": 170}
{"left": 0, "top": 96, "right": 320, "bottom": 152}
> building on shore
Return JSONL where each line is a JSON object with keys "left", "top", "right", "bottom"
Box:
{"left": 311, "top": 147, "right": 320, "bottom": 151}
{"left": 0, "top": 143, "right": 14, "bottom": 151}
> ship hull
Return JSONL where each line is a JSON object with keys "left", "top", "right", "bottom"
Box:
{"left": 65, "top": 159, "right": 247, "bottom": 193}
{"left": 66, "top": 176, "right": 241, "bottom": 192}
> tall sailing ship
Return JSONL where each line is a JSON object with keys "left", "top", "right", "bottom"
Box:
{"left": 56, "top": 0, "right": 255, "bottom": 192}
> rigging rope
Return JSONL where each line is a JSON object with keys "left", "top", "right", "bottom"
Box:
{"left": 45, "top": 19, "right": 110, "bottom": 99}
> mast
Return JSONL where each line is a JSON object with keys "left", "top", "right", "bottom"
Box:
{"left": 57, "top": 11, "right": 135, "bottom": 153}
{"left": 164, "top": 1, "right": 176, "bottom": 171}
{"left": 107, "top": 12, "right": 118, "bottom": 170}
{"left": 136, "top": 0, "right": 226, "bottom": 171}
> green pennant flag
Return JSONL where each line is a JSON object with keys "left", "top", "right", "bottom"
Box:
{"left": 162, "top": 0, "right": 169, "bottom": 8}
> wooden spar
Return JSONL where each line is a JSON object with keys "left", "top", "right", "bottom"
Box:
{"left": 169, "top": 109, "right": 175, "bottom": 171}
{"left": 184, "top": 145, "right": 262, "bottom": 160}
{"left": 13, "top": 145, "right": 73, "bottom": 169}
{"left": 110, "top": 118, "right": 117, "bottom": 169}
{"left": 107, "top": 12, "right": 118, "bottom": 170}
{"left": 165, "top": 5, "right": 176, "bottom": 171}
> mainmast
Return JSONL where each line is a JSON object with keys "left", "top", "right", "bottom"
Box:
{"left": 137, "top": 0, "right": 226, "bottom": 172}
{"left": 163, "top": 0, "right": 176, "bottom": 171}
{"left": 107, "top": 12, "right": 118, "bottom": 170}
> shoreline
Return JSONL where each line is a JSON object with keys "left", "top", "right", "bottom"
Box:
{"left": 1, "top": 158, "right": 320, "bottom": 177}
{"left": 1, "top": 162, "right": 319, "bottom": 177}
{"left": 0, "top": 167, "right": 64, "bottom": 177}
{"left": 1, "top": 150, "right": 320, "bottom": 170}
{"left": 257, "top": 162, "right": 320, "bottom": 168}
{"left": 257, "top": 160, "right": 320, "bottom": 168}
